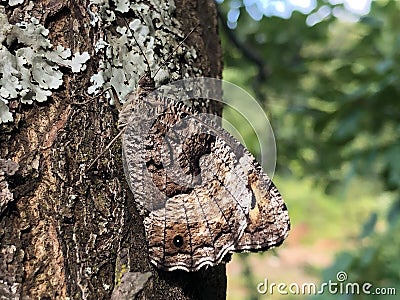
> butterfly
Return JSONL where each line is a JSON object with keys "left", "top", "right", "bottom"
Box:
{"left": 85, "top": 14, "right": 290, "bottom": 271}
{"left": 118, "top": 71, "right": 290, "bottom": 272}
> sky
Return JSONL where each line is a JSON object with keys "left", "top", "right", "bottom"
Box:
{"left": 221, "top": 0, "right": 373, "bottom": 28}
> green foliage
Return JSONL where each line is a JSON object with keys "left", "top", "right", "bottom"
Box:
{"left": 220, "top": 0, "right": 400, "bottom": 298}
{"left": 274, "top": 176, "right": 384, "bottom": 244}
{"left": 221, "top": 0, "right": 400, "bottom": 193}
{"left": 312, "top": 219, "right": 400, "bottom": 300}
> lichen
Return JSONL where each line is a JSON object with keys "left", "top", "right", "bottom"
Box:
{"left": 0, "top": 6, "right": 91, "bottom": 123}
{"left": 0, "top": 158, "right": 19, "bottom": 214}
{"left": 87, "top": 0, "right": 201, "bottom": 103}
{"left": 1, "top": 0, "right": 24, "bottom": 7}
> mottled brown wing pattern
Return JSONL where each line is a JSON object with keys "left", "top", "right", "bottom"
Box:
{"left": 234, "top": 166, "right": 289, "bottom": 251}
{"left": 121, "top": 84, "right": 290, "bottom": 271}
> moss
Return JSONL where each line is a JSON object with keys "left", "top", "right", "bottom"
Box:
{"left": 115, "top": 264, "right": 128, "bottom": 286}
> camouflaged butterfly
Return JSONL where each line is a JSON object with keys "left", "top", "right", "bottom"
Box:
{"left": 118, "top": 72, "right": 290, "bottom": 272}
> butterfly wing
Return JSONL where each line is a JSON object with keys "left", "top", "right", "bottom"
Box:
{"left": 178, "top": 111, "right": 290, "bottom": 252}
{"left": 122, "top": 93, "right": 289, "bottom": 271}
{"left": 123, "top": 97, "right": 250, "bottom": 271}
{"left": 233, "top": 159, "right": 290, "bottom": 251}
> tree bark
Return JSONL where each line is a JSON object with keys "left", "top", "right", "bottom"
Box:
{"left": 0, "top": 0, "right": 224, "bottom": 299}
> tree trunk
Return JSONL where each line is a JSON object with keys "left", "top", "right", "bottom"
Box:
{"left": 0, "top": 0, "right": 224, "bottom": 299}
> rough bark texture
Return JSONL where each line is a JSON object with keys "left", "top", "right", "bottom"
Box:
{"left": 0, "top": 0, "right": 224, "bottom": 299}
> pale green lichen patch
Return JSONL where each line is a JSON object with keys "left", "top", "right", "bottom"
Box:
{"left": 2, "top": 0, "right": 24, "bottom": 7}
{"left": 71, "top": 52, "right": 91, "bottom": 73}
{"left": 0, "top": 100, "right": 12, "bottom": 123}
{"left": 87, "top": 0, "right": 201, "bottom": 103}
{"left": 0, "top": 6, "right": 91, "bottom": 123}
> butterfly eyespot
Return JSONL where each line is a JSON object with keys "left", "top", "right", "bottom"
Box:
{"left": 173, "top": 235, "right": 184, "bottom": 247}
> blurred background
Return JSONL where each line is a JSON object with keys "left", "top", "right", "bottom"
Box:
{"left": 216, "top": 0, "right": 400, "bottom": 299}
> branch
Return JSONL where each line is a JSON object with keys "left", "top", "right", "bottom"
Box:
{"left": 216, "top": 6, "right": 270, "bottom": 81}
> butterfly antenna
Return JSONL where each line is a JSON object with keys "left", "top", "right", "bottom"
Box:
{"left": 122, "top": 17, "right": 152, "bottom": 73}
{"left": 153, "top": 24, "right": 199, "bottom": 78}
{"left": 87, "top": 128, "right": 126, "bottom": 170}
